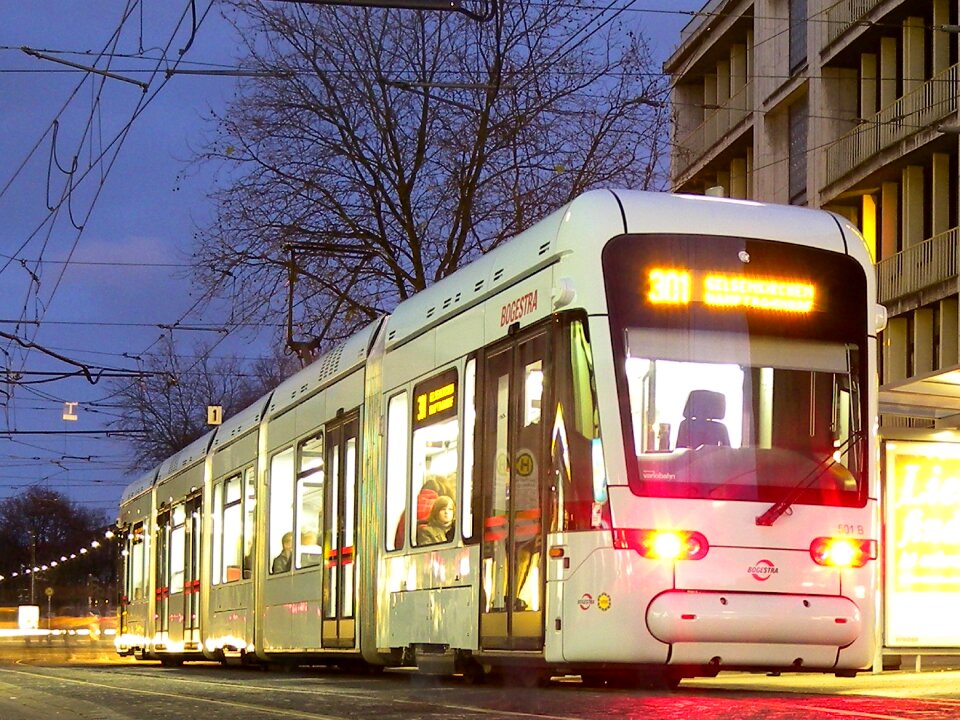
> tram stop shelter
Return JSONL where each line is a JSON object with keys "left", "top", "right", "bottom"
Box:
{"left": 878, "top": 365, "right": 960, "bottom": 671}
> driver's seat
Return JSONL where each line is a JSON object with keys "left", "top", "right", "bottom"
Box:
{"left": 676, "top": 389, "right": 729, "bottom": 448}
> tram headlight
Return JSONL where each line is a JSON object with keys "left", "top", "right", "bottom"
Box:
{"left": 612, "top": 529, "right": 709, "bottom": 560}
{"left": 809, "top": 536, "right": 876, "bottom": 568}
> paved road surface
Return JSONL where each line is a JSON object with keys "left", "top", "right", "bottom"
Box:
{"left": 1, "top": 643, "right": 959, "bottom": 720}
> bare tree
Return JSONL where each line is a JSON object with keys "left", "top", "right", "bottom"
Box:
{"left": 111, "top": 336, "right": 298, "bottom": 468}
{"left": 195, "top": 1, "right": 670, "bottom": 353}
{"left": 0, "top": 486, "right": 110, "bottom": 606}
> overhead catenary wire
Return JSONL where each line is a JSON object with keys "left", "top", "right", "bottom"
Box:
{"left": 0, "top": 0, "right": 937, "bottom": 506}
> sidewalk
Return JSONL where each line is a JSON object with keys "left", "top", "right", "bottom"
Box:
{"left": 687, "top": 663, "right": 960, "bottom": 699}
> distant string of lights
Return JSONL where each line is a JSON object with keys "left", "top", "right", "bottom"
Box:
{"left": 0, "top": 526, "right": 120, "bottom": 585}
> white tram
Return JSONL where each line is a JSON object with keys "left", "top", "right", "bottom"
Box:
{"left": 117, "top": 189, "right": 883, "bottom": 684}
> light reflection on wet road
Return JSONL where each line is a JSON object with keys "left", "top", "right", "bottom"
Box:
{"left": 1, "top": 643, "right": 959, "bottom": 720}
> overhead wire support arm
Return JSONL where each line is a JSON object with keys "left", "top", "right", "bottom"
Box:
{"left": 20, "top": 46, "right": 149, "bottom": 92}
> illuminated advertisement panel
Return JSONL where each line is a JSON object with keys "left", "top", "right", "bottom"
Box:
{"left": 884, "top": 441, "right": 960, "bottom": 647}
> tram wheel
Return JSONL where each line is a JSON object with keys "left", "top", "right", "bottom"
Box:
{"left": 460, "top": 659, "right": 486, "bottom": 685}
{"left": 579, "top": 672, "right": 608, "bottom": 688}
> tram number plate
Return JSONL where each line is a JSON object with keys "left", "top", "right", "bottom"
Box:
{"left": 837, "top": 523, "right": 864, "bottom": 536}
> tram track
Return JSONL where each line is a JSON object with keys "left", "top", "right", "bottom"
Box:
{"left": 0, "top": 664, "right": 590, "bottom": 720}
{"left": 4, "top": 662, "right": 960, "bottom": 720}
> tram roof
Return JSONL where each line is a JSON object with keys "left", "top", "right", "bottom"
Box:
{"left": 211, "top": 394, "right": 272, "bottom": 451}
{"left": 382, "top": 199, "right": 575, "bottom": 349}
{"left": 267, "top": 318, "right": 384, "bottom": 419}
{"left": 382, "top": 189, "right": 862, "bottom": 349}
{"left": 617, "top": 191, "right": 852, "bottom": 255}
{"left": 156, "top": 429, "right": 216, "bottom": 482}
{"left": 119, "top": 465, "right": 159, "bottom": 505}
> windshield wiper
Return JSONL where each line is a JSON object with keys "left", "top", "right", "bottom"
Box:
{"left": 755, "top": 430, "right": 863, "bottom": 527}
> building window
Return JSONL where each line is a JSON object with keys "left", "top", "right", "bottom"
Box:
{"left": 789, "top": 0, "right": 807, "bottom": 73}
{"left": 789, "top": 100, "right": 808, "bottom": 205}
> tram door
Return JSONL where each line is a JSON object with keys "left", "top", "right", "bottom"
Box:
{"left": 155, "top": 508, "right": 171, "bottom": 640}
{"left": 479, "top": 327, "right": 551, "bottom": 650}
{"left": 183, "top": 493, "right": 202, "bottom": 647}
{"left": 322, "top": 413, "right": 359, "bottom": 649}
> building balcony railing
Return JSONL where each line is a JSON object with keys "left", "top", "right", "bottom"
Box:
{"left": 673, "top": 80, "right": 754, "bottom": 178}
{"left": 825, "top": 63, "right": 958, "bottom": 187}
{"left": 825, "top": 0, "right": 882, "bottom": 47}
{"left": 878, "top": 226, "right": 960, "bottom": 304}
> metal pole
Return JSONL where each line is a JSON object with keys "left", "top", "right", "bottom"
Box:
{"left": 30, "top": 531, "right": 35, "bottom": 605}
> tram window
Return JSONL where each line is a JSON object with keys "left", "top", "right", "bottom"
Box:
{"left": 243, "top": 468, "right": 256, "bottom": 579}
{"left": 170, "top": 504, "right": 186, "bottom": 593}
{"left": 212, "top": 483, "right": 222, "bottom": 585}
{"left": 269, "top": 447, "right": 295, "bottom": 573}
{"left": 551, "top": 318, "right": 609, "bottom": 532}
{"left": 462, "top": 359, "right": 477, "bottom": 541}
{"left": 220, "top": 475, "right": 243, "bottom": 582}
{"left": 625, "top": 349, "right": 741, "bottom": 454}
{"left": 624, "top": 330, "right": 862, "bottom": 503}
{"left": 385, "top": 392, "right": 409, "bottom": 551}
{"left": 524, "top": 361, "right": 543, "bottom": 427}
{"left": 128, "top": 523, "right": 145, "bottom": 601}
{"left": 296, "top": 434, "right": 324, "bottom": 569}
{"left": 412, "top": 368, "right": 459, "bottom": 548}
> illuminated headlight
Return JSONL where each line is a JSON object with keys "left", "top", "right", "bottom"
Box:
{"left": 810, "top": 537, "right": 877, "bottom": 568}
{"left": 612, "top": 529, "right": 709, "bottom": 560}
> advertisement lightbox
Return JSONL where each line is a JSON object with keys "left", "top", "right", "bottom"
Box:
{"left": 884, "top": 441, "right": 960, "bottom": 647}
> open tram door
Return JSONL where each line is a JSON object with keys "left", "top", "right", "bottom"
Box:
{"left": 478, "top": 324, "right": 552, "bottom": 650}
{"left": 321, "top": 412, "right": 359, "bottom": 649}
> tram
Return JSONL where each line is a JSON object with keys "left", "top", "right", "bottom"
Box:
{"left": 117, "top": 189, "right": 883, "bottom": 685}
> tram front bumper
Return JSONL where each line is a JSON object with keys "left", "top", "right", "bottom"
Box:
{"left": 646, "top": 590, "right": 861, "bottom": 648}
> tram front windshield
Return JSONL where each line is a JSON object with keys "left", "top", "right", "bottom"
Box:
{"left": 601, "top": 231, "right": 869, "bottom": 509}
{"left": 623, "top": 330, "right": 863, "bottom": 506}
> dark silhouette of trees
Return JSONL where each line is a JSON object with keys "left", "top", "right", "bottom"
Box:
{"left": 193, "top": 1, "right": 670, "bottom": 355}
{"left": 0, "top": 486, "right": 112, "bottom": 607}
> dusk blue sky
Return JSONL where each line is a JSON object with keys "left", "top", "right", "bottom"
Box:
{"left": 0, "top": 1, "right": 701, "bottom": 519}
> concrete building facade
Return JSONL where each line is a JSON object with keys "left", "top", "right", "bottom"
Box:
{"left": 666, "top": 0, "right": 959, "bottom": 427}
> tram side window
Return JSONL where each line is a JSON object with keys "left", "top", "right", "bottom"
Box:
{"left": 462, "top": 358, "right": 477, "bottom": 541}
{"left": 385, "top": 392, "right": 409, "bottom": 551}
{"left": 269, "top": 447, "right": 295, "bottom": 573}
{"left": 412, "top": 367, "right": 459, "bottom": 547}
{"left": 296, "top": 435, "right": 324, "bottom": 569}
{"left": 127, "top": 523, "right": 145, "bottom": 601}
{"left": 156, "top": 511, "right": 170, "bottom": 595}
{"left": 551, "top": 318, "right": 609, "bottom": 532}
{"left": 243, "top": 468, "right": 256, "bottom": 578}
{"left": 212, "top": 482, "right": 223, "bottom": 585}
{"left": 170, "top": 504, "right": 186, "bottom": 593}
{"left": 217, "top": 475, "right": 243, "bottom": 583}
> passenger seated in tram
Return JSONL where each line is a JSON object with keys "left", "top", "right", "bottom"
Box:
{"left": 417, "top": 495, "right": 455, "bottom": 545}
{"left": 271, "top": 531, "right": 294, "bottom": 573}
{"left": 299, "top": 529, "right": 322, "bottom": 567}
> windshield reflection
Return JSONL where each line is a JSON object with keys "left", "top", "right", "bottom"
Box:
{"left": 624, "top": 333, "right": 863, "bottom": 506}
